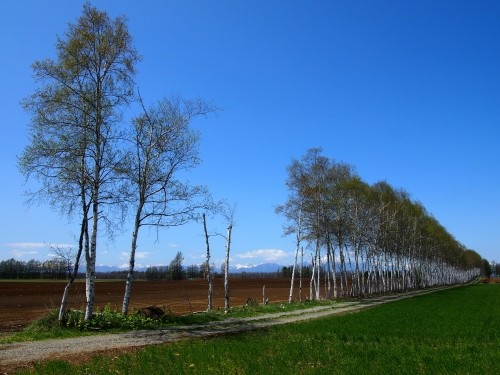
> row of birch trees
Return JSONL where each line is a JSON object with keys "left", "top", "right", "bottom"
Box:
{"left": 277, "top": 148, "right": 484, "bottom": 301}
{"left": 18, "top": 4, "right": 217, "bottom": 321}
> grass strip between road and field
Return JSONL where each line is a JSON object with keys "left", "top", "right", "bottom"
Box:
{"left": 1, "top": 299, "right": 336, "bottom": 343}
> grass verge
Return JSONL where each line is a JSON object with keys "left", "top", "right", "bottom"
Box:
{"left": 1, "top": 299, "right": 332, "bottom": 343}
{"left": 16, "top": 284, "right": 500, "bottom": 374}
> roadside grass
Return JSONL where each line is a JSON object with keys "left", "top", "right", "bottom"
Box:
{"left": 19, "top": 284, "right": 500, "bottom": 374}
{"left": 1, "top": 300, "right": 333, "bottom": 343}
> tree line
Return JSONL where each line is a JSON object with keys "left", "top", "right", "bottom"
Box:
{"left": 0, "top": 258, "right": 206, "bottom": 280}
{"left": 277, "top": 148, "right": 488, "bottom": 302}
{"left": 0, "top": 256, "right": 302, "bottom": 280}
{"left": 0, "top": 258, "right": 69, "bottom": 279}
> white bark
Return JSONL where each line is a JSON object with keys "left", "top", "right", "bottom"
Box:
{"left": 288, "top": 215, "right": 302, "bottom": 303}
{"left": 122, "top": 206, "right": 142, "bottom": 315}
{"left": 85, "top": 192, "right": 99, "bottom": 320}
{"left": 58, "top": 217, "right": 87, "bottom": 321}
{"left": 315, "top": 239, "right": 321, "bottom": 300}
{"left": 309, "top": 253, "right": 316, "bottom": 301}
{"left": 202, "top": 214, "right": 213, "bottom": 311}
{"left": 224, "top": 224, "right": 232, "bottom": 312}
{"left": 288, "top": 247, "right": 299, "bottom": 303}
{"left": 59, "top": 285, "right": 71, "bottom": 321}
{"left": 299, "top": 246, "right": 303, "bottom": 302}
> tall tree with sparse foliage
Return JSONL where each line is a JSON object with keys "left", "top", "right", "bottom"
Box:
{"left": 202, "top": 213, "right": 214, "bottom": 311}
{"left": 19, "top": 3, "right": 140, "bottom": 320}
{"left": 222, "top": 204, "right": 236, "bottom": 313}
{"left": 120, "top": 95, "right": 217, "bottom": 315}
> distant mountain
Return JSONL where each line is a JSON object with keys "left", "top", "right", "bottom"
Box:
{"left": 95, "top": 265, "right": 148, "bottom": 273}
{"left": 90, "top": 263, "right": 288, "bottom": 274}
{"left": 95, "top": 265, "right": 123, "bottom": 273}
{"left": 228, "top": 263, "right": 287, "bottom": 274}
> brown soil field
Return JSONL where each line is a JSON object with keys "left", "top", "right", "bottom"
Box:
{"left": 0, "top": 277, "right": 300, "bottom": 333}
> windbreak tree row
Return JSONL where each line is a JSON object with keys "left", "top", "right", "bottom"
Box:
{"left": 277, "top": 148, "right": 484, "bottom": 300}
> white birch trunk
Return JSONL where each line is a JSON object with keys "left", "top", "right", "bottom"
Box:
{"left": 332, "top": 241, "right": 337, "bottom": 299}
{"left": 122, "top": 204, "right": 142, "bottom": 315}
{"left": 202, "top": 214, "right": 213, "bottom": 311}
{"left": 224, "top": 224, "right": 232, "bottom": 312}
{"left": 288, "top": 252, "right": 298, "bottom": 303}
{"left": 325, "top": 251, "right": 331, "bottom": 300}
{"left": 59, "top": 284, "right": 72, "bottom": 321}
{"left": 325, "top": 233, "right": 332, "bottom": 300}
{"left": 299, "top": 246, "right": 303, "bottom": 302}
{"left": 60, "top": 152, "right": 89, "bottom": 321}
{"left": 59, "top": 218, "right": 86, "bottom": 321}
{"left": 315, "top": 239, "right": 321, "bottom": 300}
{"left": 309, "top": 253, "right": 316, "bottom": 301}
{"left": 354, "top": 247, "right": 361, "bottom": 297}
{"left": 85, "top": 198, "right": 98, "bottom": 320}
{"left": 59, "top": 240, "right": 84, "bottom": 321}
{"left": 288, "top": 209, "right": 301, "bottom": 303}
{"left": 85, "top": 257, "right": 96, "bottom": 320}
{"left": 288, "top": 229, "right": 301, "bottom": 303}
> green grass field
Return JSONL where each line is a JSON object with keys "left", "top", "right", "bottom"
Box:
{"left": 20, "top": 284, "right": 500, "bottom": 374}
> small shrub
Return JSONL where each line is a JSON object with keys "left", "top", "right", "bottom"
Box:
{"left": 63, "top": 304, "right": 159, "bottom": 331}
{"left": 64, "top": 309, "right": 90, "bottom": 331}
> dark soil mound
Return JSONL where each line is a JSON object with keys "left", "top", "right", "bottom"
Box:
{"left": 136, "top": 306, "right": 165, "bottom": 319}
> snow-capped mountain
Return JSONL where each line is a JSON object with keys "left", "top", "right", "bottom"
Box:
{"left": 91, "top": 263, "right": 287, "bottom": 274}
{"left": 228, "top": 263, "right": 286, "bottom": 273}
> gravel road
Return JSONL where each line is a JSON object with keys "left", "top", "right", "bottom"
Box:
{"left": 0, "top": 288, "right": 447, "bottom": 373}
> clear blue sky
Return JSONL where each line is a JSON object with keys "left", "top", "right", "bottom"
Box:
{"left": 1, "top": 1, "right": 498, "bottom": 268}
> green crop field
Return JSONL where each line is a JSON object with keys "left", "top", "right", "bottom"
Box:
{"left": 20, "top": 284, "right": 499, "bottom": 374}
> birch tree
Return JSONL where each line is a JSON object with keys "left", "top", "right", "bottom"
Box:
{"left": 289, "top": 148, "right": 330, "bottom": 300}
{"left": 121, "top": 95, "right": 216, "bottom": 315}
{"left": 224, "top": 223, "right": 233, "bottom": 312}
{"left": 276, "top": 195, "right": 303, "bottom": 303}
{"left": 19, "top": 3, "right": 140, "bottom": 320}
{"left": 50, "top": 238, "right": 86, "bottom": 321}
{"left": 202, "top": 213, "right": 213, "bottom": 311}
{"left": 219, "top": 204, "right": 236, "bottom": 313}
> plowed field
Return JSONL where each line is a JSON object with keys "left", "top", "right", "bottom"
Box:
{"left": 0, "top": 278, "right": 299, "bottom": 332}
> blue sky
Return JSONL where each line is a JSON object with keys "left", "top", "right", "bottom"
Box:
{"left": 1, "top": 1, "right": 498, "bottom": 268}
